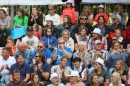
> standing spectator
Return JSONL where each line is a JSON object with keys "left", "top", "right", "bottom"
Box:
{"left": 9, "top": 53, "right": 31, "bottom": 82}
{"left": 62, "top": 0, "right": 77, "bottom": 24}
{"left": 62, "top": 29, "right": 74, "bottom": 52}
{"left": 74, "top": 13, "right": 93, "bottom": 38}
{"left": 40, "top": 27, "right": 58, "bottom": 52}
{"left": 82, "top": 5, "right": 94, "bottom": 25}
{"left": 51, "top": 57, "right": 71, "bottom": 83}
{"left": 88, "top": 28, "right": 108, "bottom": 51}
{"left": 45, "top": 5, "right": 60, "bottom": 26}
{"left": 52, "top": 37, "right": 72, "bottom": 67}
{"left": 28, "top": 6, "right": 43, "bottom": 34}
{"left": 93, "top": 15, "right": 109, "bottom": 38}
{"left": 7, "top": 69, "right": 27, "bottom": 86}
{"left": 32, "top": 41, "right": 52, "bottom": 64}
{"left": 94, "top": 4, "right": 108, "bottom": 24}
{"left": 22, "top": 26, "right": 39, "bottom": 50}
{"left": 0, "top": 7, "right": 11, "bottom": 47}
{"left": 33, "top": 23, "right": 42, "bottom": 40}
{"left": 31, "top": 52, "right": 51, "bottom": 86}
{"left": 58, "top": 15, "right": 75, "bottom": 38}
{"left": 0, "top": 48, "right": 16, "bottom": 85}
{"left": 111, "top": 4, "right": 126, "bottom": 25}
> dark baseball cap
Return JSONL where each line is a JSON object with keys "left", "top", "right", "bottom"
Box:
{"left": 26, "top": 26, "right": 33, "bottom": 31}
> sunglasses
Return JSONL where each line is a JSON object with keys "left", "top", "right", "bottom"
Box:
{"left": 113, "top": 18, "right": 117, "bottom": 20}
{"left": 81, "top": 18, "right": 88, "bottom": 20}
{"left": 59, "top": 42, "right": 65, "bottom": 44}
{"left": 35, "top": 56, "right": 39, "bottom": 58}
{"left": 49, "top": 9, "right": 53, "bottom": 10}
{"left": 94, "top": 63, "right": 99, "bottom": 66}
{"left": 38, "top": 46, "right": 43, "bottom": 48}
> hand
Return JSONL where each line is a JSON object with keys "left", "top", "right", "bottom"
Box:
{"left": 96, "top": 51, "right": 102, "bottom": 57}
{"left": 0, "top": 65, "right": 4, "bottom": 71}
{"left": 60, "top": 45, "right": 64, "bottom": 51}
{"left": 117, "top": 49, "right": 122, "bottom": 53}
{"left": 48, "top": 45, "right": 53, "bottom": 49}
{"left": 34, "top": 65, "right": 38, "bottom": 72}
{"left": 61, "top": 69, "right": 65, "bottom": 74}
{"left": 37, "top": 64, "right": 42, "bottom": 70}
{"left": 15, "top": 24, "right": 20, "bottom": 27}
{"left": 34, "top": 15, "right": 38, "bottom": 19}
{"left": 5, "top": 64, "right": 9, "bottom": 70}
{"left": 79, "top": 78, "right": 83, "bottom": 82}
{"left": 0, "top": 26, "right": 5, "bottom": 30}
{"left": 54, "top": 67, "right": 58, "bottom": 72}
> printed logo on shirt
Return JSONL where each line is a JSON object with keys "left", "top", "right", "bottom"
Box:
{"left": 26, "top": 41, "right": 34, "bottom": 46}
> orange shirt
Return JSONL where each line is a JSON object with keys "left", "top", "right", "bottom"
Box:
{"left": 9, "top": 46, "right": 17, "bottom": 56}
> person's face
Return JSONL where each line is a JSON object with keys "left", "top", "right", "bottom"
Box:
{"left": 17, "top": 56, "right": 24, "bottom": 66}
{"left": 7, "top": 40, "right": 14, "bottom": 46}
{"left": 13, "top": 73, "right": 20, "bottom": 82}
{"left": 27, "top": 30, "right": 34, "bottom": 37}
{"left": 33, "top": 75, "right": 39, "bottom": 83}
{"left": 98, "top": 8, "right": 104, "bottom": 13}
{"left": 32, "top": 8, "right": 38, "bottom": 15}
{"left": 17, "top": 11, "right": 22, "bottom": 16}
{"left": 38, "top": 43, "right": 45, "bottom": 52}
{"left": 46, "top": 29, "right": 52, "bottom": 36}
{"left": 95, "top": 43, "right": 102, "bottom": 50}
{"left": 78, "top": 45, "right": 84, "bottom": 51}
{"left": 117, "top": 6, "right": 122, "bottom": 14}
{"left": 80, "top": 29, "right": 86, "bottom": 36}
{"left": 113, "top": 16, "right": 119, "bottom": 23}
{"left": 0, "top": 10, "right": 6, "bottom": 18}
{"left": 73, "top": 61, "right": 80, "bottom": 68}
{"left": 80, "top": 16, "right": 87, "bottom": 24}
{"left": 63, "top": 17, "right": 68, "bottom": 23}
{"left": 115, "top": 31, "right": 121, "bottom": 38}
{"left": 115, "top": 62, "right": 121, "bottom": 70}
{"left": 61, "top": 58, "right": 68, "bottom": 67}
{"left": 127, "top": 44, "right": 130, "bottom": 49}
{"left": 47, "top": 21, "right": 53, "bottom": 26}
{"left": 92, "top": 76, "right": 99, "bottom": 84}
{"left": 114, "top": 43, "right": 120, "bottom": 50}
{"left": 94, "top": 62, "right": 101, "bottom": 70}
{"left": 17, "top": 45, "right": 25, "bottom": 53}
{"left": 49, "top": 7, "right": 55, "bottom": 14}
{"left": 69, "top": 76, "right": 77, "bottom": 83}
{"left": 111, "top": 75, "right": 118, "bottom": 83}
{"left": 66, "top": 3, "right": 72, "bottom": 8}
{"left": 93, "top": 33, "right": 100, "bottom": 39}
{"left": 1, "top": 50, "right": 9, "bottom": 58}
{"left": 35, "top": 53, "right": 40, "bottom": 63}
{"left": 58, "top": 39, "right": 65, "bottom": 48}
{"left": 98, "top": 17, "right": 104, "bottom": 24}
{"left": 52, "top": 76, "right": 59, "bottom": 85}
{"left": 62, "top": 32, "right": 69, "bottom": 40}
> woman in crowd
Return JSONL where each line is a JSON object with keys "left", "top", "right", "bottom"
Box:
{"left": 62, "top": 0, "right": 77, "bottom": 24}
{"left": 73, "top": 41, "right": 90, "bottom": 68}
{"left": 33, "top": 23, "right": 42, "bottom": 40}
{"left": 88, "top": 73, "right": 104, "bottom": 86}
{"left": 47, "top": 73, "right": 65, "bottom": 86}
{"left": 5, "top": 36, "right": 17, "bottom": 56}
{"left": 82, "top": 5, "right": 93, "bottom": 25}
{"left": 112, "top": 60, "right": 127, "bottom": 84}
{"left": 66, "top": 71, "right": 85, "bottom": 86}
{"left": 41, "top": 27, "right": 58, "bottom": 52}
{"left": 93, "top": 15, "right": 109, "bottom": 38}
{"left": 107, "top": 41, "right": 126, "bottom": 77}
{"left": 62, "top": 29, "right": 74, "bottom": 52}
{"left": 28, "top": 73, "right": 44, "bottom": 86}
{"left": 109, "top": 72, "right": 125, "bottom": 86}
{"left": 94, "top": 4, "right": 108, "bottom": 24}
{"left": 74, "top": 26, "right": 89, "bottom": 51}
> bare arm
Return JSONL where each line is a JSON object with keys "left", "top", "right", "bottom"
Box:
{"left": 9, "top": 75, "right": 13, "bottom": 81}
{"left": 23, "top": 74, "right": 30, "bottom": 82}
{"left": 41, "top": 71, "right": 50, "bottom": 80}
{"left": 47, "top": 58, "right": 51, "bottom": 64}
{"left": 6, "top": 21, "right": 11, "bottom": 28}
{"left": 63, "top": 49, "right": 72, "bottom": 58}
{"left": 105, "top": 34, "right": 109, "bottom": 39}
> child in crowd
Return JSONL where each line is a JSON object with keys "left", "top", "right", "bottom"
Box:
{"left": 33, "top": 24, "right": 42, "bottom": 40}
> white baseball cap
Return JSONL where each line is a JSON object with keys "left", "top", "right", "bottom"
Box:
{"left": 94, "top": 58, "right": 104, "bottom": 66}
{"left": 68, "top": 71, "right": 79, "bottom": 77}
{"left": 92, "top": 28, "right": 101, "bottom": 35}
{"left": 98, "top": 4, "right": 104, "bottom": 8}
{"left": 65, "top": 0, "right": 75, "bottom": 6}
{"left": 95, "top": 40, "right": 101, "bottom": 44}
{"left": 46, "top": 17, "right": 53, "bottom": 22}
{"left": 115, "top": 14, "right": 121, "bottom": 22}
{"left": 50, "top": 73, "right": 59, "bottom": 81}
{"left": 0, "top": 7, "right": 8, "bottom": 15}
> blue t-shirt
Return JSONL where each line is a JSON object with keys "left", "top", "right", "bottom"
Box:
{"left": 54, "top": 47, "right": 72, "bottom": 67}
{"left": 32, "top": 48, "right": 52, "bottom": 60}
{"left": 9, "top": 63, "right": 31, "bottom": 80}
{"left": 31, "top": 62, "right": 51, "bottom": 81}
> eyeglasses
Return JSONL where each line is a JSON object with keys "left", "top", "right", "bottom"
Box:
{"left": 49, "top": 9, "right": 53, "bottom": 10}
{"left": 35, "top": 55, "right": 39, "bottom": 58}
{"left": 113, "top": 18, "right": 117, "bottom": 20}
{"left": 81, "top": 18, "right": 88, "bottom": 20}
{"left": 59, "top": 42, "right": 65, "bottom": 44}
{"left": 38, "top": 46, "right": 43, "bottom": 48}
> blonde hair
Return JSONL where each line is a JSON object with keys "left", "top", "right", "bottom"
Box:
{"left": 58, "top": 37, "right": 64, "bottom": 43}
{"left": 33, "top": 23, "right": 39, "bottom": 32}
{"left": 77, "top": 41, "right": 87, "bottom": 54}
{"left": 6, "top": 36, "right": 14, "bottom": 43}
{"left": 30, "top": 73, "right": 41, "bottom": 86}
{"left": 111, "top": 72, "right": 122, "bottom": 86}
{"left": 114, "top": 60, "right": 125, "bottom": 74}
{"left": 62, "top": 29, "right": 70, "bottom": 37}
{"left": 82, "top": 5, "right": 92, "bottom": 17}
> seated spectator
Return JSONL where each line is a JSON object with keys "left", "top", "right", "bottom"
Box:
{"left": 88, "top": 28, "right": 108, "bottom": 51}
{"left": 43, "top": 17, "right": 58, "bottom": 38}
{"left": 107, "top": 41, "right": 126, "bottom": 77}
{"left": 14, "top": 42, "right": 33, "bottom": 64}
{"left": 47, "top": 73, "right": 65, "bottom": 86}
{"left": 112, "top": 60, "right": 127, "bottom": 84}
{"left": 74, "top": 26, "right": 89, "bottom": 51}
{"left": 111, "top": 4, "right": 126, "bottom": 25}
{"left": 91, "top": 58, "right": 109, "bottom": 85}
{"left": 0, "top": 48, "right": 16, "bottom": 85}
{"left": 109, "top": 72, "right": 125, "bottom": 86}
{"left": 74, "top": 13, "right": 93, "bottom": 38}
{"left": 0, "top": 74, "right": 6, "bottom": 86}
{"left": 73, "top": 41, "right": 90, "bottom": 68}
{"left": 40, "top": 27, "right": 58, "bottom": 52}
{"left": 66, "top": 71, "right": 85, "bottom": 86}
{"left": 87, "top": 73, "right": 104, "bottom": 86}
{"left": 82, "top": 5, "right": 94, "bottom": 25}
{"left": 72, "top": 57, "right": 88, "bottom": 83}
{"left": 22, "top": 26, "right": 39, "bottom": 50}
{"left": 58, "top": 15, "right": 75, "bottom": 38}
{"left": 45, "top": 5, "right": 60, "bottom": 26}
{"left": 31, "top": 52, "right": 51, "bottom": 85}
{"left": 93, "top": 15, "right": 109, "bottom": 38}
{"left": 51, "top": 56, "right": 71, "bottom": 83}
{"left": 7, "top": 69, "right": 27, "bottom": 86}
{"left": 28, "top": 73, "right": 44, "bottom": 86}
{"left": 9, "top": 53, "right": 31, "bottom": 82}
{"left": 52, "top": 37, "right": 72, "bottom": 67}
{"left": 5, "top": 36, "right": 17, "bottom": 56}
{"left": 94, "top": 4, "right": 108, "bottom": 24}
{"left": 32, "top": 41, "right": 52, "bottom": 64}
{"left": 0, "top": 7, "right": 11, "bottom": 47}
{"left": 28, "top": 6, "right": 43, "bottom": 34}
{"left": 109, "top": 14, "right": 126, "bottom": 39}
{"left": 62, "top": 0, "right": 77, "bottom": 24}
{"left": 33, "top": 23, "right": 42, "bottom": 40}
{"left": 62, "top": 29, "right": 74, "bottom": 52}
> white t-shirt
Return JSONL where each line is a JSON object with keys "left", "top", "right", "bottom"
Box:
{"left": 0, "top": 56, "right": 16, "bottom": 74}
{"left": 45, "top": 14, "right": 61, "bottom": 26}
{"left": 22, "top": 36, "right": 39, "bottom": 50}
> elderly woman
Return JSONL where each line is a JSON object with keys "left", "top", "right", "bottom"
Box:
{"left": 109, "top": 72, "right": 125, "bottom": 86}
{"left": 47, "top": 73, "right": 64, "bottom": 86}
{"left": 66, "top": 71, "right": 85, "bottom": 86}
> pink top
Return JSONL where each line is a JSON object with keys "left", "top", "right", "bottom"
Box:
{"left": 66, "top": 82, "right": 85, "bottom": 86}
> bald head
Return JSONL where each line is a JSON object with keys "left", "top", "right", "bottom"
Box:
{"left": 17, "top": 42, "right": 26, "bottom": 53}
